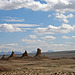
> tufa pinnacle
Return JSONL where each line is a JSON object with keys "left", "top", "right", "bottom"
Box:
{"left": 9, "top": 51, "right": 16, "bottom": 57}
{"left": 21, "top": 50, "right": 28, "bottom": 57}
{"left": 35, "top": 48, "right": 42, "bottom": 56}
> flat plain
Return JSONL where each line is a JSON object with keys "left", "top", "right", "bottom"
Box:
{"left": 0, "top": 51, "right": 75, "bottom": 75}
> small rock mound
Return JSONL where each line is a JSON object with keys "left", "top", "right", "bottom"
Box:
{"left": 1, "top": 55, "right": 8, "bottom": 60}
{"left": 21, "top": 51, "right": 28, "bottom": 57}
{"left": 34, "top": 48, "right": 49, "bottom": 59}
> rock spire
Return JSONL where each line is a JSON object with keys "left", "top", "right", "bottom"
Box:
{"left": 9, "top": 51, "right": 16, "bottom": 57}
{"left": 21, "top": 50, "right": 28, "bottom": 57}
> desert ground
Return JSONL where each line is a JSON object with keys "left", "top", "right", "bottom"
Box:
{"left": 0, "top": 49, "right": 75, "bottom": 75}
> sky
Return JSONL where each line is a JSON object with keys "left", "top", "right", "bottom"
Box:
{"left": 0, "top": 0, "right": 75, "bottom": 53}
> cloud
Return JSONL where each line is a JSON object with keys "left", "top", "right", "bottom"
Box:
{"left": 56, "top": 13, "right": 74, "bottom": 23}
{"left": 0, "top": 23, "right": 40, "bottom": 32}
{"left": 22, "top": 38, "right": 54, "bottom": 51}
{"left": 22, "top": 42, "right": 75, "bottom": 52}
{"left": 62, "top": 36, "right": 75, "bottom": 39}
{"left": 0, "top": 23, "right": 22, "bottom": 32}
{"left": 62, "top": 36, "right": 70, "bottom": 39}
{"left": 2, "top": 43, "right": 18, "bottom": 47}
{"left": 10, "top": 24, "right": 40, "bottom": 27}
{"left": 34, "top": 27, "right": 54, "bottom": 35}
{"left": 22, "top": 39, "right": 42, "bottom": 44}
{"left": 66, "top": 42, "right": 74, "bottom": 44}
{"left": 1, "top": 43, "right": 75, "bottom": 52}
{"left": 72, "top": 36, "right": 75, "bottom": 39}
{"left": 48, "top": 15, "right": 51, "bottom": 17}
{"left": 4, "top": 17, "right": 24, "bottom": 22}
{"left": 0, "top": 0, "right": 48, "bottom": 11}
{"left": 22, "top": 34, "right": 56, "bottom": 46}
{"left": 21, "top": 34, "right": 75, "bottom": 52}
{"left": 0, "top": 0, "right": 75, "bottom": 13}
{"left": 35, "top": 24, "right": 75, "bottom": 34}
{"left": 41, "top": 36, "right": 56, "bottom": 40}
{"left": 0, "top": 43, "right": 25, "bottom": 52}
{"left": 29, "top": 35, "right": 37, "bottom": 39}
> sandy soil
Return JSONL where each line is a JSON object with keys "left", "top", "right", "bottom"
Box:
{"left": 0, "top": 58, "right": 75, "bottom": 75}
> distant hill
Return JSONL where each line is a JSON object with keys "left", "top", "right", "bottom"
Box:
{"left": 0, "top": 51, "right": 22, "bottom": 55}
{"left": 47, "top": 50, "right": 53, "bottom": 52}
{"left": 42, "top": 50, "right": 75, "bottom": 58}
{"left": 30, "top": 50, "right": 53, "bottom": 53}
{"left": 30, "top": 51, "right": 36, "bottom": 53}
{"left": 14, "top": 51, "right": 22, "bottom": 54}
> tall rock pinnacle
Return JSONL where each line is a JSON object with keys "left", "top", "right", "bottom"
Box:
{"left": 21, "top": 50, "right": 28, "bottom": 57}
{"left": 9, "top": 51, "right": 16, "bottom": 57}
{"left": 35, "top": 48, "right": 42, "bottom": 56}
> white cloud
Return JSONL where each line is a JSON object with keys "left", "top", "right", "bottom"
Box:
{"left": 0, "top": 23, "right": 40, "bottom": 32}
{"left": 34, "top": 27, "right": 54, "bottom": 35}
{"left": 21, "top": 34, "right": 75, "bottom": 52}
{"left": 56, "top": 13, "right": 74, "bottom": 23}
{"left": 0, "top": 0, "right": 48, "bottom": 11}
{"left": 2, "top": 43, "right": 18, "bottom": 47}
{"left": 11, "top": 24, "right": 40, "bottom": 27}
{"left": 72, "top": 36, "right": 75, "bottom": 39}
{"left": 1, "top": 43, "right": 75, "bottom": 52}
{"left": 29, "top": 35, "right": 37, "bottom": 39}
{"left": 48, "top": 15, "right": 51, "bottom": 17}
{"left": 66, "top": 42, "right": 74, "bottom": 44}
{"left": 62, "top": 36, "right": 75, "bottom": 39}
{"left": 4, "top": 17, "right": 24, "bottom": 22}
{"left": 0, "top": 23, "right": 22, "bottom": 32}
{"left": 22, "top": 42, "right": 75, "bottom": 52}
{"left": 41, "top": 36, "right": 56, "bottom": 40}
{"left": 0, "top": 43, "right": 25, "bottom": 52}
{"left": 22, "top": 39, "right": 42, "bottom": 44}
{"left": 0, "top": 0, "right": 75, "bottom": 13}
{"left": 62, "top": 36, "right": 70, "bottom": 39}
{"left": 35, "top": 24, "right": 75, "bottom": 34}
{"left": 22, "top": 35, "right": 56, "bottom": 46}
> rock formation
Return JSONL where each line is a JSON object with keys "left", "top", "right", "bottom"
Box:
{"left": 35, "top": 48, "right": 42, "bottom": 56}
{"left": 9, "top": 51, "right": 16, "bottom": 58}
{"left": 34, "top": 48, "right": 49, "bottom": 59}
{"left": 21, "top": 51, "right": 28, "bottom": 57}
{"left": 21, "top": 50, "right": 36, "bottom": 60}
{"left": 1, "top": 55, "right": 7, "bottom": 60}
